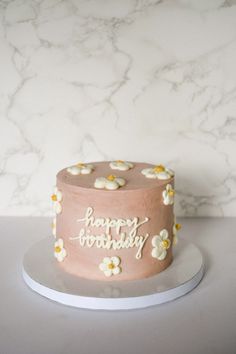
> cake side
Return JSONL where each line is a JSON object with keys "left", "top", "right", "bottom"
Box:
{"left": 51, "top": 161, "right": 180, "bottom": 281}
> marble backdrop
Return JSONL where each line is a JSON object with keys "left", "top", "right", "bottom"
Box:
{"left": 0, "top": 0, "right": 236, "bottom": 216}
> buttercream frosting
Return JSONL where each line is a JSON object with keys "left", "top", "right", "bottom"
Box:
{"left": 142, "top": 164, "right": 174, "bottom": 180}
{"left": 54, "top": 238, "right": 67, "bottom": 262}
{"left": 54, "top": 161, "right": 175, "bottom": 281}
{"left": 99, "top": 256, "right": 121, "bottom": 277}
{"left": 94, "top": 175, "right": 126, "bottom": 190}
{"left": 151, "top": 229, "right": 171, "bottom": 260}
{"left": 51, "top": 187, "right": 62, "bottom": 214}
{"left": 67, "top": 163, "right": 94, "bottom": 175}
{"left": 109, "top": 160, "right": 134, "bottom": 171}
{"left": 162, "top": 184, "right": 175, "bottom": 205}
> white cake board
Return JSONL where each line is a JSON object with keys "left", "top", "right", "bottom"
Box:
{"left": 22, "top": 237, "right": 204, "bottom": 311}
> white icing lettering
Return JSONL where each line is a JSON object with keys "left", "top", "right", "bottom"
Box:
{"left": 77, "top": 207, "right": 149, "bottom": 237}
{"left": 70, "top": 207, "right": 151, "bottom": 259}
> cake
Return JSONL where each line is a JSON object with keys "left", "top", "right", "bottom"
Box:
{"left": 51, "top": 161, "right": 181, "bottom": 281}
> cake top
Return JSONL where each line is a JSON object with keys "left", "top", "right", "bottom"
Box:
{"left": 57, "top": 161, "right": 174, "bottom": 191}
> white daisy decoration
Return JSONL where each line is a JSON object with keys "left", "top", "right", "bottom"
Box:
{"left": 173, "top": 220, "right": 181, "bottom": 245}
{"left": 51, "top": 187, "right": 62, "bottom": 214}
{"left": 52, "top": 217, "right": 57, "bottom": 238}
{"left": 141, "top": 164, "right": 174, "bottom": 180}
{"left": 151, "top": 229, "right": 171, "bottom": 260}
{"left": 94, "top": 175, "right": 126, "bottom": 190}
{"left": 109, "top": 160, "right": 134, "bottom": 171}
{"left": 162, "top": 184, "right": 175, "bottom": 205}
{"left": 99, "top": 256, "right": 121, "bottom": 277}
{"left": 66, "top": 163, "right": 94, "bottom": 175}
{"left": 54, "top": 238, "right": 67, "bottom": 262}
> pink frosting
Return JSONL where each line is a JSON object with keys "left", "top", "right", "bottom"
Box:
{"left": 56, "top": 162, "right": 175, "bottom": 281}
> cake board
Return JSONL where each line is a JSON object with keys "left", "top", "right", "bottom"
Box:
{"left": 22, "top": 237, "right": 204, "bottom": 310}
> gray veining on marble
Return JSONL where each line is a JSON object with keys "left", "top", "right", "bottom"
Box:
{"left": 0, "top": 0, "right": 236, "bottom": 216}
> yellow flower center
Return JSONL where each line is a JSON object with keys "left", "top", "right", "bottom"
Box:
{"left": 76, "top": 163, "right": 85, "bottom": 168}
{"left": 168, "top": 188, "right": 175, "bottom": 196}
{"left": 154, "top": 164, "right": 165, "bottom": 173}
{"left": 176, "top": 223, "right": 181, "bottom": 230}
{"left": 116, "top": 160, "right": 124, "bottom": 163}
{"left": 54, "top": 246, "right": 61, "bottom": 253}
{"left": 107, "top": 174, "right": 116, "bottom": 181}
{"left": 161, "top": 239, "right": 170, "bottom": 249}
{"left": 108, "top": 263, "right": 115, "bottom": 269}
{"left": 51, "top": 194, "right": 57, "bottom": 201}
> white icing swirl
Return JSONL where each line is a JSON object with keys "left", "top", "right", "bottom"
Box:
{"left": 109, "top": 160, "right": 134, "bottom": 171}
{"left": 151, "top": 229, "right": 171, "bottom": 260}
{"left": 99, "top": 256, "right": 121, "bottom": 277}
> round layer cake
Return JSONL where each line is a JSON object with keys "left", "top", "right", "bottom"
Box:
{"left": 51, "top": 161, "right": 180, "bottom": 281}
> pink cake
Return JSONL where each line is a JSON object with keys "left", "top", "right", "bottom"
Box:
{"left": 51, "top": 161, "right": 181, "bottom": 281}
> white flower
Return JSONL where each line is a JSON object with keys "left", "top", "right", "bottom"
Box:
{"left": 94, "top": 175, "right": 126, "bottom": 190}
{"left": 162, "top": 184, "right": 175, "bottom": 205}
{"left": 66, "top": 163, "right": 94, "bottom": 175}
{"left": 51, "top": 187, "right": 62, "bottom": 214}
{"left": 99, "top": 256, "right": 121, "bottom": 277}
{"left": 54, "top": 238, "right": 67, "bottom": 262}
{"left": 142, "top": 164, "right": 174, "bottom": 180}
{"left": 173, "top": 219, "right": 181, "bottom": 245}
{"left": 109, "top": 160, "right": 134, "bottom": 171}
{"left": 52, "top": 217, "right": 56, "bottom": 238}
{"left": 151, "top": 229, "right": 171, "bottom": 260}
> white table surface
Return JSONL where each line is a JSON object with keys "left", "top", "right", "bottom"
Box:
{"left": 0, "top": 217, "right": 236, "bottom": 354}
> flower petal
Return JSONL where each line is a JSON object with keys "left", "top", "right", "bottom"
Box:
{"left": 54, "top": 202, "right": 62, "bottom": 214}
{"left": 115, "top": 177, "right": 125, "bottom": 187}
{"left": 146, "top": 170, "right": 157, "bottom": 178}
{"left": 112, "top": 266, "right": 121, "bottom": 275}
{"left": 94, "top": 177, "right": 106, "bottom": 189}
{"left": 157, "top": 249, "right": 167, "bottom": 260}
{"left": 151, "top": 247, "right": 160, "bottom": 259}
{"left": 61, "top": 248, "right": 67, "bottom": 258}
{"left": 103, "top": 257, "right": 111, "bottom": 265}
{"left": 67, "top": 166, "right": 81, "bottom": 175}
{"left": 104, "top": 269, "right": 112, "bottom": 277}
{"left": 127, "top": 162, "right": 134, "bottom": 168}
{"left": 160, "top": 229, "right": 168, "bottom": 240}
{"left": 81, "top": 167, "right": 91, "bottom": 174}
{"left": 141, "top": 168, "right": 151, "bottom": 176}
{"left": 58, "top": 238, "right": 64, "bottom": 247}
{"left": 157, "top": 171, "right": 170, "bottom": 180}
{"left": 99, "top": 263, "right": 107, "bottom": 271}
{"left": 110, "top": 162, "right": 125, "bottom": 171}
{"left": 105, "top": 181, "right": 118, "bottom": 190}
{"left": 152, "top": 235, "right": 161, "bottom": 247}
{"left": 111, "top": 256, "right": 120, "bottom": 266}
{"left": 57, "top": 254, "right": 64, "bottom": 262}
{"left": 57, "top": 191, "right": 62, "bottom": 202}
{"left": 173, "top": 235, "right": 178, "bottom": 246}
{"left": 166, "top": 168, "right": 174, "bottom": 177}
